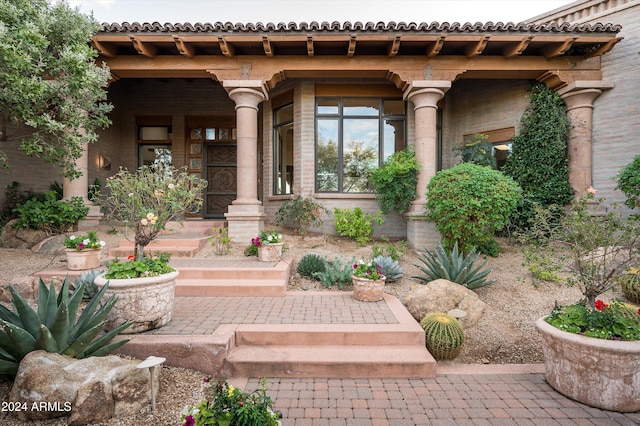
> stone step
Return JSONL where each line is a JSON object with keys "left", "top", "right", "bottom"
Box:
{"left": 108, "top": 235, "right": 209, "bottom": 258}
{"left": 163, "top": 219, "right": 226, "bottom": 235}
{"left": 233, "top": 324, "right": 425, "bottom": 347}
{"left": 226, "top": 345, "right": 436, "bottom": 378}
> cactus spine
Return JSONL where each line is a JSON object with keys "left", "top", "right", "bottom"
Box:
{"left": 420, "top": 313, "right": 465, "bottom": 361}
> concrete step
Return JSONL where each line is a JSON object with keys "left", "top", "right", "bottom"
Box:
{"left": 163, "top": 219, "right": 226, "bottom": 235}
{"left": 227, "top": 345, "right": 436, "bottom": 378}
{"left": 234, "top": 324, "right": 425, "bottom": 347}
{"left": 108, "top": 235, "right": 210, "bottom": 258}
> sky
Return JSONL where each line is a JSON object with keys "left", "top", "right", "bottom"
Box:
{"left": 67, "top": 0, "right": 578, "bottom": 25}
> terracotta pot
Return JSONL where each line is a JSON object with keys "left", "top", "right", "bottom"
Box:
{"left": 94, "top": 271, "right": 179, "bottom": 334}
{"left": 65, "top": 248, "right": 101, "bottom": 271}
{"left": 258, "top": 243, "right": 283, "bottom": 262}
{"left": 352, "top": 275, "right": 386, "bottom": 302}
{"left": 536, "top": 317, "right": 640, "bottom": 412}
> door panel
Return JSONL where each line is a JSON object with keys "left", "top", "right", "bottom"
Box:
{"left": 205, "top": 143, "right": 237, "bottom": 218}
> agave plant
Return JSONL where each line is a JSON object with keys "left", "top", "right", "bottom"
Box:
{"left": 413, "top": 243, "right": 495, "bottom": 290}
{"left": 0, "top": 277, "right": 131, "bottom": 376}
{"left": 373, "top": 255, "right": 404, "bottom": 282}
{"left": 70, "top": 269, "right": 103, "bottom": 300}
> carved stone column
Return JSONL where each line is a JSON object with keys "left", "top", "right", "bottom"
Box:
{"left": 557, "top": 81, "right": 613, "bottom": 197}
{"left": 403, "top": 80, "right": 450, "bottom": 248}
{"left": 223, "top": 80, "right": 268, "bottom": 244}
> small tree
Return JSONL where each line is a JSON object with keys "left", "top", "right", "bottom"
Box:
{"left": 0, "top": 0, "right": 113, "bottom": 178}
{"left": 426, "top": 163, "right": 522, "bottom": 256}
{"left": 370, "top": 148, "right": 419, "bottom": 216}
{"left": 502, "top": 82, "right": 574, "bottom": 228}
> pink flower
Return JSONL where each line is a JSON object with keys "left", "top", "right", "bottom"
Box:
{"left": 184, "top": 415, "right": 195, "bottom": 426}
{"left": 586, "top": 186, "right": 598, "bottom": 195}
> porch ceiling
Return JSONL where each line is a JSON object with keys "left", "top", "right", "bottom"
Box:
{"left": 95, "top": 21, "right": 621, "bottom": 60}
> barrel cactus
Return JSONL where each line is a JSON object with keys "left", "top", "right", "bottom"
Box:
{"left": 420, "top": 313, "right": 465, "bottom": 361}
{"left": 619, "top": 268, "right": 640, "bottom": 304}
{"left": 373, "top": 255, "right": 403, "bottom": 282}
{"left": 0, "top": 277, "right": 131, "bottom": 376}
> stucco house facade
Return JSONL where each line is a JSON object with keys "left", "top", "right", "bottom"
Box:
{"left": 2, "top": 0, "right": 637, "bottom": 248}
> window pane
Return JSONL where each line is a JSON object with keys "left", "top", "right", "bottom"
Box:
{"left": 205, "top": 128, "right": 216, "bottom": 140}
{"left": 344, "top": 98, "right": 379, "bottom": 116}
{"left": 139, "top": 144, "right": 172, "bottom": 167}
{"left": 274, "top": 122, "right": 294, "bottom": 194}
{"left": 316, "top": 119, "right": 339, "bottom": 191}
{"left": 343, "top": 119, "right": 378, "bottom": 192}
{"left": 383, "top": 119, "right": 405, "bottom": 161}
{"left": 275, "top": 104, "right": 293, "bottom": 124}
{"left": 384, "top": 100, "right": 405, "bottom": 115}
{"left": 317, "top": 99, "right": 339, "bottom": 115}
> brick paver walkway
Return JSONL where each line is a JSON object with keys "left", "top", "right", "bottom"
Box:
{"left": 245, "top": 376, "right": 640, "bottom": 425}
{"left": 144, "top": 294, "right": 398, "bottom": 335}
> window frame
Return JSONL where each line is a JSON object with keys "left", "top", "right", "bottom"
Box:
{"left": 314, "top": 97, "right": 406, "bottom": 193}
{"left": 272, "top": 102, "right": 295, "bottom": 195}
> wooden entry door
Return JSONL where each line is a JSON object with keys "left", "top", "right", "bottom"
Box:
{"left": 205, "top": 142, "right": 237, "bottom": 218}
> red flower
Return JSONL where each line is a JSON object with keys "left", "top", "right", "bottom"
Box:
{"left": 594, "top": 300, "right": 608, "bottom": 311}
{"left": 637, "top": 309, "right": 640, "bottom": 315}
{"left": 127, "top": 255, "right": 135, "bottom": 260}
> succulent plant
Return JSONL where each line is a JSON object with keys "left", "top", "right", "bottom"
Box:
{"left": 0, "top": 276, "right": 131, "bottom": 376}
{"left": 70, "top": 269, "right": 103, "bottom": 300}
{"left": 312, "top": 257, "right": 354, "bottom": 289}
{"left": 619, "top": 269, "right": 640, "bottom": 305}
{"left": 420, "top": 313, "right": 465, "bottom": 361}
{"left": 413, "top": 242, "right": 494, "bottom": 290}
{"left": 297, "top": 253, "right": 327, "bottom": 278}
{"left": 373, "top": 255, "right": 403, "bottom": 282}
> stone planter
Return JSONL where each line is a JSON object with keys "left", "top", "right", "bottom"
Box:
{"left": 258, "top": 243, "right": 283, "bottom": 262}
{"left": 536, "top": 317, "right": 640, "bottom": 412}
{"left": 352, "top": 275, "right": 386, "bottom": 302}
{"left": 65, "top": 248, "right": 101, "bottom": 271}
{"left": 94, "top": 270, "right": 179, "bottom": 334}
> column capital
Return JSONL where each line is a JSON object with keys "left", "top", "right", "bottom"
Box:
{"left": 557, "top": 80, "right": 613, "bottom": 110}
{"left": 403, "top": 80, "right": 451, "bottom": 109}
{"left": 223, "top": 80, "right": 268, "bottom": 110}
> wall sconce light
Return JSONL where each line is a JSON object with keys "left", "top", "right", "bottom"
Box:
{"left": 98, "top": 155, "right": 112, "bottom": 170}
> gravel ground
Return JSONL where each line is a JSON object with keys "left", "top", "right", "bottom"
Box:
{"left": 0, "top": 225, "right": 621, "bottom": 425}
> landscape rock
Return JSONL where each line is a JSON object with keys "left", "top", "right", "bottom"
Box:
{"left": 404, "top": 279, "right": 486, "bottom": 328}
{"left": 0, "top": 276, "right": 38, "bottom": 304}
{"left": 1, "top": 220, "right": 48, "bottom": 249}
{"left": 9, "top": 351, "right": 159, "bottom": 425}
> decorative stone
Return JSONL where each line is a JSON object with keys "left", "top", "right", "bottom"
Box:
{"left": 352, "top": 275, "right": 386, "bottom": 302}
{"left": 258, "top": 243, "right": 283, "bottom": 262}
{"left": 536, "top": 317, "right": 640, "bottom": 412}
{"left": 404, "top": 279, "right": 486, "bottom": 328}
{"left": 9, "top": 351, "right": 159, "bottom": 425}
{"left": 65, "top": 248, "right": 101, "bottom": 271}
{"left": 94, "top": 270, "right": 179, "bottom": 333}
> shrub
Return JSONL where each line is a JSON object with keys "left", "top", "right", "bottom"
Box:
{"left": 208, "top": 227, "right": 232, "bottom": 255}
{"left": 334, "top": 207, "right": 383, "bottom": 246}
{"left": 420, "top": 313, "right": 465, "bottom": 361}
{"left": 413, "top": 243, "right": 495, "bottom": 290}
{"left": 297, "top": 253, "right": 327, "bottom": 278}
{"left": 0, "top": 182, "right": 43, "bottom": 227}
{"left": 373, "top": 255, "right": 403, "bottom": 282}
{"left": 616, "top": 154, "right": 640, "bottom": 211}
{"left": 12, "top": 191, "right": 88, "bottom": 233}
{"left": 275, "top": 195, "right": 326, "bottom": 236}
{"left": 371, "top": 237, "right": 408, "bottom": 261}
{"left": 370, "top": 149, "right": 419, "bottom": 215}
{"left": 426, "top": 163, "right": 522, "bottom": 255}
{"left": 312, "top": 257, "right": 354, "bottom": 289}
{"left": 0, "top": 277, "right": 131, "bottom": 376}
{"left": 502, "top": 82, "right": 574, "bottom": 229}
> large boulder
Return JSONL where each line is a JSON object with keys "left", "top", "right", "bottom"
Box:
{"left": 404, "top": 279, "right": 486, "bottom": 328}
{"left": 9, "top": 351, "right": 160, "bottom": 425}
{"left": 1, "top": 219, "right": 48, "bottom": 249}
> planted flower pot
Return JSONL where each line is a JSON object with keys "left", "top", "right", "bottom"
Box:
{"left": 352, "top": 275, "right": 386, "bottom": 302}
{"left": 258, "top": 243, "right": 283, "bottom": 262}
{"left": 94, "top": 270, "right": 179, "bottom": 334}
{"left": 536, "top": 317, "right": 640, "bottom": 412}
{"left": 65, "top": 248, "right": 101, "bottom": 271}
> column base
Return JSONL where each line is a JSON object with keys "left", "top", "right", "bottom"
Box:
{"left": 404, "top": 211, "right": 440, "bottom": 250}
{"left": 78, "top": 204, "right": 103, "bottom": 231}
{"left": 225, "top": 204, "right": 266, "bottom": 245}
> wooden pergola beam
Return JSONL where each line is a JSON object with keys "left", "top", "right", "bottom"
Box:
{"left": 543, "top": 36, "right": 578, "bottom": 58}
{"left": 173, "top": 36, "right": 195, "bottom": 58}
{"left": 348, "top": 34, "right": 357, "bottom": 57}
{"left": 262, "top": 36, "right": 274, "bottom": 57}
{"left": 387, "top": 34, "right": 401, "bottom": 57}
{"left": 218, "top": 36, "right": 235, "bottom": 57}
{"left": 426, "top": 35, "right": 446, "bottom": 57}
{"left": 466, "top": 35, "right": 491, "bottom": 58}
{"left": 130, "top": 36, "right": 157, "bottom": 58}
{"left": 503, "top": 36, "right": 533, "bottom": 58}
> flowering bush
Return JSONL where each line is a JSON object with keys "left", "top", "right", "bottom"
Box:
{"left": 259, "top": 230, "right": 283, "bottom": 245}
{"left": 104, "top": 253, "right": 174, "bottom": 279}
{"left": 520, "top": 190, "right": 640, "bottom": 308}
{"left": 63, "top": 230, "right": 105, "bottom": 251}
{"left": 103, "top": 164, "right": 207, "bottom": 260}
{"left": 180, "top": 378, "right": 280, "bottom": 426}
{"left": 546, "top": 299, "right": 640, "bottom": 341}
{"left": 352, "top": 259, "right": 383, "bottom": 280}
